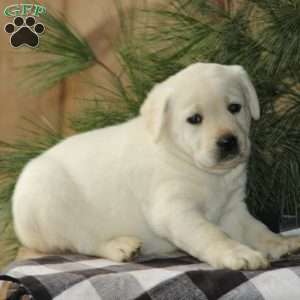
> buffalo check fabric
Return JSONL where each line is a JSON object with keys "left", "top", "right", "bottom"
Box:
{"left": 1, "top": 253, "right": 300, "bottom": 300}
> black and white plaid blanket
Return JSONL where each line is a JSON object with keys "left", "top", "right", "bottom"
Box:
{"left": 1, "top": 252, "right": 300, "bottom": 300}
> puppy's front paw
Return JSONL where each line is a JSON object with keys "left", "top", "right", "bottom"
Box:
{"left": 100, "top": 236, "right": 142, "bottom": 262}
{"left": 260, "top": 236, "right": 300, "bottom": 260}
{"left": 210, "top": 244, "right": 269, "bottom": 270}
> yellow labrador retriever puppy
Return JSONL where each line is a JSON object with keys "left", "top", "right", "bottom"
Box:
{"left": 12, "top": 63, "right": 300, "bottom": 270}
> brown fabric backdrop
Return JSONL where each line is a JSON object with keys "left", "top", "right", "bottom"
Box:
{"left": 0, "top": 0, "right": 163, "bottom": 141}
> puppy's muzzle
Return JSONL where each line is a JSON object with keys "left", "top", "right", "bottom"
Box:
{"left": 217, "top": 134, "right": 239, "bottom": 161}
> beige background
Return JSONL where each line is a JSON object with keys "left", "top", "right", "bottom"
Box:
{"left": 0, "top": 0, "right": 164, "bottom": 141}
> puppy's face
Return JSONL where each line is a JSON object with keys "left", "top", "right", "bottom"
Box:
{"left": 141, "top": 63, "right": 260, "bottom": 172}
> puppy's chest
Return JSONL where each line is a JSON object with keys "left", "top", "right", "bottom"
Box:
{"left": 196, "top": 174, "right": 244, "bottom": 223}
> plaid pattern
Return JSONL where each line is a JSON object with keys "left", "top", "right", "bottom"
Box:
{"left": 1, "top": 252, "right": 300, "bottom": 300}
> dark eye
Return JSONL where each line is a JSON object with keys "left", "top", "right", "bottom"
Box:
{"left": 187, "top": 113, "right": 203, "bottom": 125}
{"left": 228, "top": 103, "right": 241, "bottom": 114}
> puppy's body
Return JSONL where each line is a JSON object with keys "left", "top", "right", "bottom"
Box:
{"left": 13, "top": 119, "right": 175, "bottom": 256}
{"left": 13, "top": 63, "right": 300, "bottom": 269}
{"left": 13, "top": 117, "right": 244, "bottom": 253}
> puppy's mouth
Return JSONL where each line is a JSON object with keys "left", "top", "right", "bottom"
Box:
{"left": 217, "top": 143, "right": 249, "bottom": 162}
{"left": 218, "top": 151, "right": 239, "bottom": 163}
{"left": 216, "top": 155, "right": 247, "bottom": 169}
{"left": 195, "top": 152, "right": 248, "bottom": 173}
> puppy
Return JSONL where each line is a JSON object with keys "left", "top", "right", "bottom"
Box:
{"left": 12, "top": 63, "right": 300, "bottom": 270}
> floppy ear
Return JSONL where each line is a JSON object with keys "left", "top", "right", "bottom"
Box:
{"left": 233, "top": 66, "right": 260, "bottom": 120}
{"left": 140, "top": 83, "right": 171, "bottom": 142}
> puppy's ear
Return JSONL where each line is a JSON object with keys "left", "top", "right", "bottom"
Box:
{"left": 233, "top": 66, "right": 260, "bottom": 120}
{"left": 140, "top": 83, "right": 171, "bottom": 142}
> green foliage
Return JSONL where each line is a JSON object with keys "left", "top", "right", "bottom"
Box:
{"left": 252, "top": 0, "right": 300, "bottom": 77}
{"left": 0, "top": 181, "right": 18, "bottom": 269}
{"left": 2, "top": 0, "right": 300, "bottom": 267}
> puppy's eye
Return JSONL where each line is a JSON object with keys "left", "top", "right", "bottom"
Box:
{"left": 228, "top": 103, "right": 241, "bottom": 114}
{"left": 187, "top": 113, "right": 203, "bottom": 125}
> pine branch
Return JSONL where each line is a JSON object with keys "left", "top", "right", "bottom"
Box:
{"left": 23, "top": 12, "right": 98, "bottom": 93}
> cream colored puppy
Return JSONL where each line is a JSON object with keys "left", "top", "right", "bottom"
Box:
{"left": 13, "top": 63, "right": 300, "bottom": 270}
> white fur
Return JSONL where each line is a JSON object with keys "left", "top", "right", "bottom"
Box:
{"left": 13, "top": 63, "right": 300, "bottom": 269}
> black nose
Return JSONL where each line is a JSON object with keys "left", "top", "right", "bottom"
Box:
{"left": 217, "top": 134, "right": 239, "bottom": 159}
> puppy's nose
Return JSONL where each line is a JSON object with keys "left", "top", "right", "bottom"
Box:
{"left": 217, "top": 134, "right": 239, "bottom": 158}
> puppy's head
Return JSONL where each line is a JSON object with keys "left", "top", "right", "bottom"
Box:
{"left": 141, "top": 63, "right": 260, "bottom": 172}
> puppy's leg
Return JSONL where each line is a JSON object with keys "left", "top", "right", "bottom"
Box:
{"left": 220, "top": 202, "right": 300, "bottom": 260}
{"left": 147, "top": 194, "right": 268, "bottom": 270}
{"left": 96, "top": 236, "right": 142, "bottom": 262}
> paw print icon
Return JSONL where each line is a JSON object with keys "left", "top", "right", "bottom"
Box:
{"left": 4, "top": 16, "right": 45, "bottom": 48}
